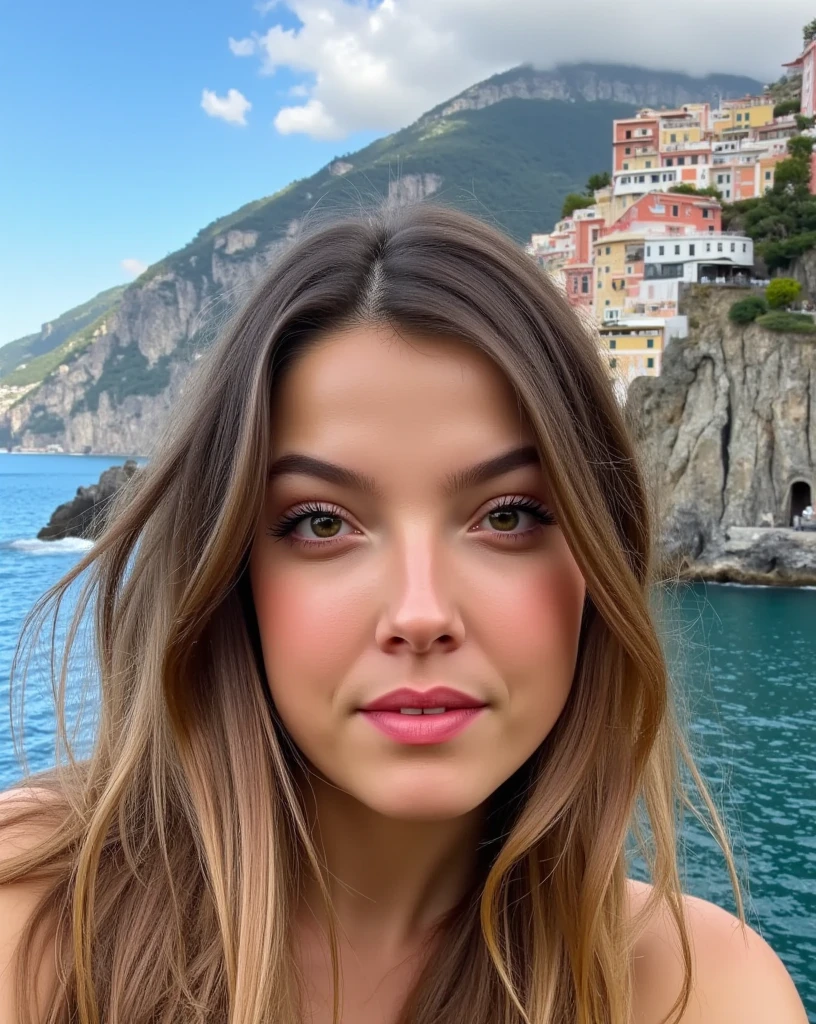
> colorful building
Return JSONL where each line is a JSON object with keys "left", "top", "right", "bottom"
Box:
{"left": 783, "top": 39, "right": 816, "bottom": 118}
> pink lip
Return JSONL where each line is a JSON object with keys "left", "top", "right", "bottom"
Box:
{"left": 360, "top": 686, "right": 487, "bottom": 713}
{"left": 359, "top": 708, "right": 486, "bottom": 745}
{"left": 358, "top": 686, "right": 488, "bottom": 746}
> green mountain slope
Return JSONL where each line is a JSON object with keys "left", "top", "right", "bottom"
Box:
{"left": 0, "top": 284, "right": 125, "bottom": 383}
{"left": 139, "top": 62, "right": 764, "bottom": 287}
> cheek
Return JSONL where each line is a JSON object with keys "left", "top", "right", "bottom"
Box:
{"left": 249, "top": 554, "right": 364, "bottom": 709}
{"left": 470, "top": 548, "right": 585, "bottom": 716}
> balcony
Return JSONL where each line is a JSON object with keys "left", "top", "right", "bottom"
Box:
{"left": 662, "top": 141, "right": 712, "bottom": 153}
{"left": 662, "top": 117, "right": 701, "bottom": 129}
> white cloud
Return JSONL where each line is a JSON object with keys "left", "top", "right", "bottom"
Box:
{"left": 231, "top": 0, "right": 814, "bottom": 140}
{"left": 229, "top": 35, "right": 257, "bottom": 56}
{"left": 201, "top": 87, "right": 252, "bottom": 125}
{"left": 121, "top": 258, "right": 148, "bottom": 278}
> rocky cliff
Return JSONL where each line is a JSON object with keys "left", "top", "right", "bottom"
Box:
{"left": 625, "top": 285, "right": 816, "bottom": 584}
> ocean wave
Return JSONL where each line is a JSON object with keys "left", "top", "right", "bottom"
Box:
{"left": 2, "top": 537, "right": 95, "bottom": 556}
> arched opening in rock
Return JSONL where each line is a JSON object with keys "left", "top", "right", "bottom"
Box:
{"left": 788, "top": 480, "right": 812, "bottom": 524}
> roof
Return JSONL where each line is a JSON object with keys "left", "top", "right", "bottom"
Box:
{"left": 783, "top": 38, "right": 816, "bottom": 67}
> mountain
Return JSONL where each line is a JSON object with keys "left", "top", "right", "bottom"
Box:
{"left": 0, "top": 61, "right": 765, "bottom": 454}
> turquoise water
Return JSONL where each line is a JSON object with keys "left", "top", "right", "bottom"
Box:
{"left": 1, "top": 453, "right": 814, "bottom": 1018}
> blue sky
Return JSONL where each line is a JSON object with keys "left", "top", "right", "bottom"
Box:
{"left": 0, "top": 0, "right": 381, "bottom": 345}
{"left": 2, "top": 0, "right": 811, "bottom": 347}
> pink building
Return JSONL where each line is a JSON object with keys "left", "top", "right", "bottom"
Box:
{"left": 609, "top": 192, "right": 722, "bottom": 236}
{"left": 784, "top": 39, "right": 816, "bottom": 119}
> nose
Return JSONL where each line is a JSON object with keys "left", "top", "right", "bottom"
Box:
{"left": 374, "top": 529, "right": 465, "bottom": 656}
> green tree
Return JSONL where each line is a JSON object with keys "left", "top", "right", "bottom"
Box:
{"left": 728, "top": 296, "right": 769, "bottom": 324}
{"left": 668, "top": 183, "right": 723, "bottom": 200}
{"left": 804, "top": 17, "right": 816, "bottom": 43}
{"left": 774, "top": 99, "right": 802, "bottom": 118}
{"left": 773, "top": 157, "right": 811, "bottom": 195}
{"left": 561, "top": 193, "right": 595, "bottom": 218}
{"left": 788, "top": 134, "right": 815, "bottom": 160}
{"left": 766, "top": 277, "right": 802, "bottom": 308}
{"left": 586, "top": 171, "right": 611, "bottom": 194}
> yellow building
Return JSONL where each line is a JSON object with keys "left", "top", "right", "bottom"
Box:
{"left": 592, "top": 231, "right": 644, "bottom": 323}
{"left": 598, "top": 321, "right": 665, "bottom": 383}
{"left": 659, "top": 116, "right": 704, "bottom": 150}
{"left": 713, "top": 96, "right": 775, "bottom": 135}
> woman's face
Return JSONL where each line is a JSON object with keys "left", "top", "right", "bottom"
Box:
{"left": 249, "top": 324, "right": 586, "bottom": 822}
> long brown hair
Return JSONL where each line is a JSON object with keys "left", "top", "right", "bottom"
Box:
{"left": 1, "top": 202, "right": 743, "bottom": 1024}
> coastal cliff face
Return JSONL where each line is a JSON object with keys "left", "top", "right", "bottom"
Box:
{"left": 2, "top": 233, "right": 278, "bottom": 454}
{"left": 625, "top": 285, "right": 816, "bottom": 582}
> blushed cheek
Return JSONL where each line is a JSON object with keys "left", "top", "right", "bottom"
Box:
{"left": 249, "top": 554, "right": 361, "bottom": 705}
{"left": 478, "top": 555, "right": 585, "bottom": 719}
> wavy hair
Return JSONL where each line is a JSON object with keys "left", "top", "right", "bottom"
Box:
{"left": 1, "top": 202, "right": 743, "bottom": 1024}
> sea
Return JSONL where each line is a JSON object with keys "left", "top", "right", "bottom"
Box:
{"left": 1, "top": 452, "right": 814, "bottom": 1019}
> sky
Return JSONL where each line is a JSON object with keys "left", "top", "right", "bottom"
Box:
{"left": 1, "top": 0, "right": 813, "bottom": 347}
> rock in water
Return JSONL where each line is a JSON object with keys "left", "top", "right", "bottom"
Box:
{"left": 37, "top": 459, "right": 141, "bottom": 541}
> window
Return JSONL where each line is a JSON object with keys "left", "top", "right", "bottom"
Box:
{"left": 658, "top": 245, "right": 665, "bottom": 255}
{"left": 716, "top": 174, "right": 724, "bottom": 184}
{"left": 709, "top": 225, "right": 715, "bottom": 233}
{"left": 674, "top": 244, "right": 681, "bottom": 254}
{"left": 702, "top": 208, "right": 710, "bottom": 218}
{"left": 745, "top": 112, "right": 750, "bottom": 122}
{"left": 736, "top": 113, "right": 742, "bottom": 122}
{"left": 670, "top": 133, "right": 676, "bottom": 142}
{"left": 677, "top": 157, "right": 685, "bottom": 166}
{"left": 572, "top": 277, "right": 579, "bottom": 293}
{"left": 651, "top": 174, "right": 659, "bottom": 182}
{"left": 647, "top": 357, "right": 654, "bottom": 368}
{"left": 623, "top": 162, "right": 629, "bottom": 170}
{"left": 689, "top": 244, "right": 695, "bottom": 256}
{"left": 605, "top": 246, "right": 611, "bottom": 255}
{"left": 625, "top": 147, "right": 631, "bottom": 154}
{"left": 672, "top": 205, "right": 679, "bottom": 216}
{"left": 730, "top": 243, "right": 735, "bottom": 252}
{"left": 691, "top": 155, "right": 698, "bottom": 164}
{"left": 666, "top": 158, "right": 674, "bottom": 166}
{"left": 610, "top": 357, "right": 617, "bottom": 368}
{"left": 625, "top": 130, "right": 632, "bottom": 139}
{"left": 638, "top": 176, "right": 645, "bottom": 183}
{"left": 645, "top": 160, "right": 652, "bottom": 169}
{"left": 609, "top": 339, "right": 617, "bottom": 349}
{"left": 706, "top": 242, "right": 711, "bottom": 252}
{"left": 647, "top": 338, "right": 654, "bottom": 348}
{"left": 717, "top": 242, "right": 723, "bottom": 252}
{"left": 765, "top": 170, "right": 772, "bottom": 180}
{"left": 683, "top": 133, "right": 689, "bottom": 142}
{"left": 605, "top": 299, "right": 611, "bottom": 306}
{"left": 646, "top": 246, "right": 651, "bottom": 257}
{"left": 627, "top": 266, "right": 632, "bottom": 274}
{"left": 605, "top": 266, "right": 610, "bottom": 273}
{"left": 742, "top": 243, "right": 747, "bottom": 252}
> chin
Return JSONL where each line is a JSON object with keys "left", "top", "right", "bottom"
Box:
{"left": 358, "top": 774, "right": 490, "bottom": 822}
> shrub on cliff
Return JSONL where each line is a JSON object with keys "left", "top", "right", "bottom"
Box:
{"left": 729, "top": 296, "right": 768, "bottom": 324}
{"left": 766, "top": 277, "right": 802, "bottom": 309}
{"left": 755, "top": 311, "right": 816, "bottom": 334}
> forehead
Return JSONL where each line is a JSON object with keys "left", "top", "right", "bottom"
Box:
{"left": 270, "top": 324, "right": 527, "bottom": 446}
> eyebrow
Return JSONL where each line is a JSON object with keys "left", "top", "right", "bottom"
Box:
{"left": 266, "top": 444, "right": 542, "bottom": 500}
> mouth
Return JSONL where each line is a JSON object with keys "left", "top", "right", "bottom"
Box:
{"left": 358, "top": 686, "right": 488, "bottom": 744}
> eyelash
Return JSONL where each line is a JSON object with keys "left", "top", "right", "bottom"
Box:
{"left": 266, "top": 496, "right": 556, "bottom": 550}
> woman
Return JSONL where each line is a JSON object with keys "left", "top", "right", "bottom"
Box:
{"left": 0, "top": 204, "right": 807, "bottom": 1024}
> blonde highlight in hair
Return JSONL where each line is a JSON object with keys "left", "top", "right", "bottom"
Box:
{"left": 2, "top": 202, "right": 743, "bottom": 1024}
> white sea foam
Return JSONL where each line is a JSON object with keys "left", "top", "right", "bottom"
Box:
{"left": 4, "top": 537, "right": 95, "bottom": 556}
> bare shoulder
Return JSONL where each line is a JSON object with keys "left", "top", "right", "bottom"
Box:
{"left": 626, "top": 878, "right": 808, "bottom": 1024}
{"left": 0, "top": 787, "right": 63, "bottom": 1023}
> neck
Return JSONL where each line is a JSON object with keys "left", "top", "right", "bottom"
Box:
{"left": 294, "top": 764, "right": 486, "bottom": 957}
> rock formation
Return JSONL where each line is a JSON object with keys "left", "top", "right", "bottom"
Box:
{"left": 625, "top": 284, "right": 816, "bottom": 585}
{"left": 38, "top": 459, "right": 141, "bottom": 540}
